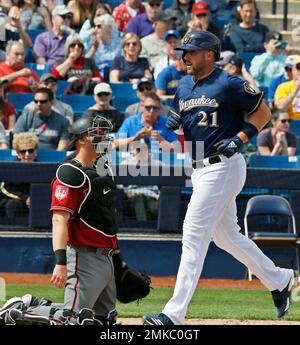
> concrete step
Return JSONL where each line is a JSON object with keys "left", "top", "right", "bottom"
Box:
{"left": 260, "top": 13, "right": 300, "bottom": 31}
{"left": 256, "top": 0, "right": 300, "bottom": 15}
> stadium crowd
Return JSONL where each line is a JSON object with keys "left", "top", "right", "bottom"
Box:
{"left": 0, "top": 0, "right": 300, "bottom": 226}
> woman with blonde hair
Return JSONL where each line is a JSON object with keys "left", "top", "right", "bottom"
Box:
{"left": 67, "top": 0, "right": 97, "bottom": 30}
{"left": 109, "top": 32, "right": 152, "bottom": 83}
{"left": 0, "top": 133, "right": 39, "bottom": 224}
{"left": 13, "top": 132, "right": 39, "bottom": 162}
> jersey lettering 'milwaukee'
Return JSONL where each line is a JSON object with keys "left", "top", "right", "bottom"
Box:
{"left": 173, "top": 67, "right": 264, "bottom": 159}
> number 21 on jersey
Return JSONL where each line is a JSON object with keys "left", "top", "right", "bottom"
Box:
{"left": 197, "top": 111, "right": 219, "bottom": 127}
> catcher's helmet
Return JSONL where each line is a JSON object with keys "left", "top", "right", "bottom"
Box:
{"left": 175, "top": 30, "right": 221, "bottom": 61}
{"left": 69, "top": 115, "right": 113, "bottom": 154}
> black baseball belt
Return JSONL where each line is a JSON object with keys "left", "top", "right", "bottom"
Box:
{"left": 68, "top": 244, "right": 119, "bottom": 256}
{"left": 192, "top": 155, "right": 222, "bottom": 169}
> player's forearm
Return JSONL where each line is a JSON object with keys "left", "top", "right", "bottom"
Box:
{"left": 238, "top": 102, "right": 271, "bottom": 142}
{"left": 52, "top": 213, "right": 69, "bottom": 251}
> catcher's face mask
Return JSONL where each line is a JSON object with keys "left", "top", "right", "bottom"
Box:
{"left": 87, "top": 115, "right": 113, "bottom": 155}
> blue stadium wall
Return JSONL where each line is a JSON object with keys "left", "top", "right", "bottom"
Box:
{"left": 0, "top": 234, "right": 296, "bottom": 278}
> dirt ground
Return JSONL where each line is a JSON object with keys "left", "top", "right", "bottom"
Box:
{"left": 1, "top": 273, "right": 299, "bottom": 325}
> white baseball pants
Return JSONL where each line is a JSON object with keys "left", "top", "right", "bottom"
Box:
{"left": 163, "top": 153, "right": 293, "bottom": 325}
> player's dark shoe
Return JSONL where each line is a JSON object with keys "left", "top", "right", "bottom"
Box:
{"left": 143, "top": 313, "right": 174, "bottom": 325}
{"left": 22, "top": 294, "right": 52, "bottom": 308}
{"left": 76, "top": 308, "right": 102, "bottom": 325}
{"left": 5, "top": 308, "right": 54, "bottom": 325}
{"left": 0, "top": 297, "right": 26, "bottom": 318}
{"left": 271, "top": 275, "right": 294, "bottom": 318}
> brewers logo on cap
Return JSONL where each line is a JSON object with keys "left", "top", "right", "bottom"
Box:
{"left": 183, "top": 34, "right": 190, "bottom": 44}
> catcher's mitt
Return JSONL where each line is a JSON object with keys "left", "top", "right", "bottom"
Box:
{"left": 113, "top": 253, "right": 151, "bottom": 303}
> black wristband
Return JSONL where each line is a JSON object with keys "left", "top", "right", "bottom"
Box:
{"left": 241, "top": 122, "right": 258, "bottom": 140}
{"left": 54, "top": 249, "right": 67, "bottom": 265}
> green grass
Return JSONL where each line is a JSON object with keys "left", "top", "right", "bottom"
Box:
{"left": 1, "top": 285, "right": 300, "bottom": 321}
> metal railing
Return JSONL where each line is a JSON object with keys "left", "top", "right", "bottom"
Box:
{"left": 272, "top": 0, "right": 289, "bottom": 30}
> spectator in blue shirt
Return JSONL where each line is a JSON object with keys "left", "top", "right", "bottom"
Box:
{"left": 267, "top": 55, "right": 297, "bottom": 109}
{"left": 114, "top": 92, "right": 178, "bottom": 151}
{"left": 155, "top": 58, "right": 187, "bottom": 101}
{"left": 229, "top": 0, "right": 269, "bottom": 53}
{"left": 126, "top": 0, "right": 163, "bottom": 39}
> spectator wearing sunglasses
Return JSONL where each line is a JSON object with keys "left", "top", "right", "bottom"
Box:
{"left": 83, "top": 83, "right": 124, "bottom": 132}
{"left": 110, "top": 33, "right": 152, "bottom": 83}
{"left": 85, "top": 14, "right": 122, "bottom": 72}
{"left": 275, "top": 56, "right": 300, "bottom": 120}
{"left": 126, "top": 0, "right": 163, "bottom": 39}
{"left": 267, "top": 55, "right": 297, "bottom": 110}
{"left": 33, "top": 5, "right": 75, "bottom": 66}
{"left": 257, "top": 110, "right": 297, "bottom": 156}
{"left": 13, "top": 88, "right": 70, "bottom": 150}
{"left": 22, "top": 73, "right": 74, "bottom": 125}
{"left": 114, "top": 92, "right": 177, "bottom": 151}
{"left": 0, "top": 132, "right": 39, "bottom": 224}
{"left": 125, "top": 77, "right": 170, "bottom": 117}
{"left": 51, "top": 34, "right": 103, "bottom": 83}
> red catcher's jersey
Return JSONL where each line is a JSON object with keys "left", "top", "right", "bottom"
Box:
{"left": 50, "top": 178, "right": 118, "bottom": 249}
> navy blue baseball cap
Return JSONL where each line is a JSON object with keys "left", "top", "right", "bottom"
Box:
{"left": 163, "top": 29, "right": 181, "bottom": 41}
{"left": 175, "top": 30, "right": 221, "bottom": 60}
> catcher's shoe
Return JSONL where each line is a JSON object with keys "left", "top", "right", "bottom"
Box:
{"left": 143, "top": 313, "right": 174, "bottom": 325}
{"left": 271, "top": 275, "right": 295, "bottom": 318}
{"left": 5, "top": 308, "right": 57, "bottom": 325}
{"left": 21, "top": 294, "right": 52, "bottom": 308}
{"left": 76, "top": 308, "right": 102, "bottom": 325}
{"left": 0, "top": 297, "right": 26, "bottom": 318}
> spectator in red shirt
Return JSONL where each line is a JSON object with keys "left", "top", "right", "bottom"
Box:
{"left": 0, "top": 41, "right": 39, "bottom": 94}
{"left": 51, "top": 34, "right": 103, "bottom": 82}
{"left": 113, "top": 0, "right": 145, "bottom": 33}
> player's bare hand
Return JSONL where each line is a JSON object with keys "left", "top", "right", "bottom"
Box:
{"left": 275, "top": 131, "right": 286, "bottom": 144}
{"left": 50, "top": 264, "right": 67, "bottom": 288}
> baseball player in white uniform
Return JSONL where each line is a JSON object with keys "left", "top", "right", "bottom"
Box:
{"left": 143, "top": 30, "right": 295, "bottom": 325}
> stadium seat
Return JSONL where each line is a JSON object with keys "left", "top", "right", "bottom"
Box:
{"left": 0, "top": 149, "right": 15, "bottom": 161}
{"left": 112, "top": 95, "right": 139, "bottom": 114}
{"left": 36, "top": 150, "right": 67, "bottom": 162}
{"left": 244, "top": 195, "right": 300, "bottom": 280}
{"left": 61, "top": 94, "right": 95, "bottom": 115}
{"left": 110, "top": 82, "right": 137, "bottom": 99}
{"left": 7, "top": 93, "right": 33, "bottom": 116}
{"left": 56, "top": 81, "right": 70, "bottom": 97}
{"left": 290, "top": 120, "right": 300, "bottom": 137}
{"left": 25, "top": 63, "right": 51, "bottom": 78}
{"left": 248, "top": 154, "right": 300, "bottom": 169}
{"left": 26, "top": 29, "right": 44, "bottom": 44}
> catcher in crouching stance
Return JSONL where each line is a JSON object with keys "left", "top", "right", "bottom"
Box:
{"left": 0, "top": 115, "right": 150, "bottom": 326}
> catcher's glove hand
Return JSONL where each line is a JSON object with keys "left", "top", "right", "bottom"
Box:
{"left": 113, "top": 253, "right": 151, "bottom": 304}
